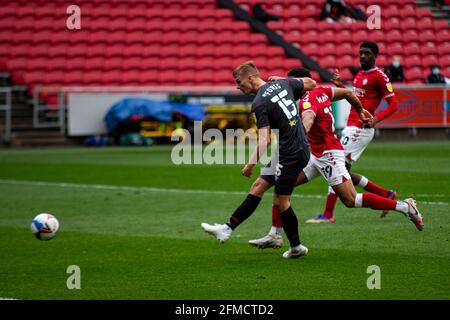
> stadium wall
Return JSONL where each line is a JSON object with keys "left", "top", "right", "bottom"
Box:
{"left": 60, "top": 85, "right": 450, "bottom": 141}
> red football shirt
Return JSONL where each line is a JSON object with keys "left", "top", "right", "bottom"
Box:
{"left": 347, "top": 67, "right": 395, "bottom": 128}
{"left": 300, "top": 87, "right": 344, "bottom": 157}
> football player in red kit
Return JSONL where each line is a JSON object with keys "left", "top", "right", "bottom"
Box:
{"left": 307, "top": 41, "right": 400, "bottom": 224}
{"left": 248, "top": 67, "right": 423, "bottom": 250}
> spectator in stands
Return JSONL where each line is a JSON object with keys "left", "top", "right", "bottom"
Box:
{"left": 346, "top": 5, "right": 368, "bottom": 22}
{"left": 385, "top": 56, "right": 405, "bottom": 83}
{"left": 431, "top": 0, "right": 444, "bottom": 9}
{"left": 426, "top": 64, "right": 450, "bottom": 84}
{"left": 252, "top": 3, "right": 280, "bottom": 24}
{"left": 320, "top": 0, "right": 353, "bottom": 24}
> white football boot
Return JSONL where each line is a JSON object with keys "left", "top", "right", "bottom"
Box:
{"left": 201, "top": 223, "right": 232, "bottom": 243}
{"left": 248, "top": 233, "right": 283, "bottom": 249}
{"left": 282, "top": 244, "right": 308, "bottom": 259}
{"left": 404, "top": 198, "right": 424, "bottom": 231}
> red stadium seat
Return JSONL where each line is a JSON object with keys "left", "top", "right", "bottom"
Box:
{"left": 421, "top": 42, "right": 438, "bottom": 56}
{"left": 353, "top": 30, "right": 370, "bottom": 44}
{"left": 375, "top": 55, "right": 388, "bottom": 69}
{"left": 401, "top": 18, "right": 419, "bottom": 31}
{"left": 337, "top": 55, "right": 357, "bottom": 69}
{"left": 320, "top": 30, "right": 337, "bottom": 44}
{"left": 437, "top": 43, "right": 450, "bottom": 56}
{"left": 301, "top": 43, "right": 320, "bottom": 56}
{"left": 284, "top": 58, "right": 303, "bottom": 70}
{"left": 399, "top": 6, "right": 416, "bottom": 19}
{"left": 406, "top": 67, "right": 425, "bottom": 82}
{"left": 422, "top": 55, "right": 440, "bottom": 68}
{"left": 439, "top": 55, "right": 450, "bottom": 68}
{"left": 436, "top": 29, "right": 450, "bottom": 42}
{"left": 403, "top": 30, "right": 419, "bottom": 43}
{"left": 321, "top": 56, "right": 337, "bottom": 69}
{"left": 385, "top": 43, "right": 404, "bottom": 56}
{"left": 419, "top": 30, "right": 436, "bottom": 43}
{"left": 85, "top": 57, "right": 105, "bottom": 71}
{"left": 416, "top": 19, "right": 434, "bottom": 32}
{"left": 386, "top": 30, "right": 403, "bottom": 43}
{"left": 403, "top": 43, "right": 422, "bottom": 56}
{"left": 339, "top": 68, "right": 354, "bottom": 82}
{"left": 404, "top": 55, "right": 422, "bottom": 68}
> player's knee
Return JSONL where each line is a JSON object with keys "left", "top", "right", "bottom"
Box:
{"left": 272, "top": 195, "right": 280, "bottom": 207}
{"left": 276, "top": 197, "right": 290, "bottom": 212}
{"left": 340, "top": 194, "right": 355, "bottom": 208}
{"left": 250, "top": 179, "right": 267, "bottom": 197}
{"left": 350, "top": 173, "right": 361, "bottom": 185}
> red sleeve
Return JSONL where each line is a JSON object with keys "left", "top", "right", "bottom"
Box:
{"left": 375, "top": 95, "right": 398, "bottom": 121}
{"left": 322, "top": 86, "right": 334, "bottom": 100}
{"left": 377, "top": 70, "right": 395, "bottom": 99}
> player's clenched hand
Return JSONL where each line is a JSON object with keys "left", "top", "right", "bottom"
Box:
{"left": 241, "top": 164, "right": 254, "bottom": 178}
{"left": 367, "top": 117, "right": 380, "bottom": 128}
{"left": 359, "top": 109, "right": 373, "bottom": 122}
{"left": 332, "top": 69, "right": 343, "bottom": 87}
{"left": 268, "top": 75, "right": 284, "bottom": 81}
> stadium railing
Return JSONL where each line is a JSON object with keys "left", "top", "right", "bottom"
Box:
{"left": 0, "top": 87, "right": 12, "bottom": 143}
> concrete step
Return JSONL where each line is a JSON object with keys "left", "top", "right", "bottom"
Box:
{"left": 9, "top": 130, "right": 77, "bottom": 147}
{"left": 9, "top": 137, "right": 73, "bottom": 147}
{"left": 11, "top": 130, "right": 63, "bottom": 138}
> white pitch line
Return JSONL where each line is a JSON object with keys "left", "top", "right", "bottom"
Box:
{"left": 0, "top": 179, "right": 448, "bottom": 205}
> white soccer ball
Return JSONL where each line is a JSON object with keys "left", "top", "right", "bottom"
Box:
{"left": 31, "top": 213, "right": 60, "bottom": 240}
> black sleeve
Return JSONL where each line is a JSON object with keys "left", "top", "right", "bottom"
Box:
{"left": 253, "top": 103, "right": 270, "bottom": 128}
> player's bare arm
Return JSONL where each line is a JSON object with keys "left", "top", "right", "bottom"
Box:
{"left": 268, "top": 76, "right": 317, "bottom": 91}
{"left": 242, "top": 125, "right": 270, "bottom": 178}
{"left": 301, "top": 111, "right": 315, "bottom": 133}
{"left": 333, "top": 88, "right": 372, "bottom": 122}
{"left": 301, "top": 77, "right": 317, "bottom": 91}
{"left": 332, "top": 69, "right": 345, "bottom": 88}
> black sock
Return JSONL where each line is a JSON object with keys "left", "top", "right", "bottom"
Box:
{"left": 226, "top": 194, "right": 262, "bottom": 230}
{"left": 279, "top": 206, "right": 300, "bottom": 247}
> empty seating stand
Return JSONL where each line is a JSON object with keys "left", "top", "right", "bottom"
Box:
{"left": 236, "top": 0, "right": 450, "bottom": 83}
{"left": 0, "top": 0, "right": 304, "bottom": 91}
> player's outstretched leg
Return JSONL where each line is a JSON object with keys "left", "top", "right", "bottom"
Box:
{"left": 403, "top": 198, "right": 424, "bottom": 231}
{"left": 352, "top": 173, "right": 397, "bottom": 218}
{"left": 248, "top": 205, "right": 284, "bottom": 249}
{"left": 248, "top": 233, "right": 283, "bottom": 249}
{"left": 352, "top": 193, "right": 424, "bottom": 231}
{"left": 201, "top": 223, "right": 232, "bottom": 243}
{"left": 380, "top": 189, "right": 397, "bottom": 218}
{"left": 306, "top": 187, "right": 337, "bottom": 224}
{"left": 201, "top": 193, "right": 262, "bottom": 243}
{"left": 278, "top": 204, "right": 308, "bottom": 259}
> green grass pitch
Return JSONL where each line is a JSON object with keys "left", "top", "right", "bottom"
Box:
{"left": 0, "top": 141, "right": 449, "bottom": 300}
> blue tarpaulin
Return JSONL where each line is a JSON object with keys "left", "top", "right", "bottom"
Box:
{"left": 104, "top": 98, "right": 205, "bottom": 132}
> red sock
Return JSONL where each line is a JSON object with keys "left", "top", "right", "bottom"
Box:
{"left": 362, "top": 193, "right": 396, "bottom": 210}
{"left": 323, "top": 192, "right": 338, "bottom": 218}
{"left": 364, "top": 181, "right": 389, "bottom": 198}
{"left": 272, "top": 205, "right": 282, "bottom": 228}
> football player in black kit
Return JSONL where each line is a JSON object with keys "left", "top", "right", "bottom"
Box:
{"left": 201, "top": 61, "right": 316, "bottom": 259}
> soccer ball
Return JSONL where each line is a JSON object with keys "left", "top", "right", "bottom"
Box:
{"left": 31, "top": 213, "right": 60, "bottom": 240}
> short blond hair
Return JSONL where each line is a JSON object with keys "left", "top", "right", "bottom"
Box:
{"left": 232, "top": 61, "right": 259, "bottom": 78}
